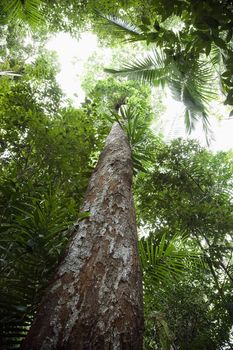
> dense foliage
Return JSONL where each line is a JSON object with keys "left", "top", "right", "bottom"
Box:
{"left": 135, "top": 140, "right": 233, "bottom": 349}
{"left": 0, "top": 1, "right": 233, "bottom": 349}
{"left": 0, "top": 39, "right": 108, "bottom": 348}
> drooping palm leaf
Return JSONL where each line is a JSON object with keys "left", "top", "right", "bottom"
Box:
{"left": 169, "top": 59, "right": 216, "bottom": 140}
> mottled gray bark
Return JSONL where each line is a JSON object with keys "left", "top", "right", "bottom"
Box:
{"left": 22, "top": 122, "right": 144, "bottom": 350}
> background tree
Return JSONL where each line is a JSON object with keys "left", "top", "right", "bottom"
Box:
{"left": 135, "top": 139, "right": 233, "bottom": 349}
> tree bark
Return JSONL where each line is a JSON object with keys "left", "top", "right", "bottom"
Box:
{"left": 21, "top": 122, "right": 144, "bottom": 350}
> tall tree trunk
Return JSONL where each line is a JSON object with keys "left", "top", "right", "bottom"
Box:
{"left": 22, "top": 122, "right": 144, "bottom": 350}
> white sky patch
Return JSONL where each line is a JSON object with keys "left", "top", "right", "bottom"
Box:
{"left": 46, "top": 32, "right": 98, "bottom": 106}
{"left": 46, "top": 32, "right": 233, "bottom": 152}
{"left": 210, "top": 118, "right": 233, "bottom": 151}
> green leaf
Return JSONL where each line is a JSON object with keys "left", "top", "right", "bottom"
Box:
{"left": 141, "top": 16, "right": 151, "bottom": 26}
{"left": 153, "top": 20, "right": 160, "bottom": 31}
{"left": 213, "top": 36, "right": 227, "bottom": 50}
{"left": 205, "top": 43, "right": 211, "bottom": 56}
{"left": 77, "top": 211, "right": 91, "bottom": 221}
{"left": 138, "top": 24, "right": 150, "bottom": 32}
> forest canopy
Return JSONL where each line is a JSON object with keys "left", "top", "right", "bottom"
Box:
{"left": 0, "top": 1, "right": 233, "bottom": 349}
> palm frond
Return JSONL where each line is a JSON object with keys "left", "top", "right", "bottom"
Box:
{"left": 96, "top": 12, "right": 144, "bottom": 42}
{"left": 139, "top": 233, "right": 201, "bottom": 284}
{"left": 101, "top": 13, "right": 218, "bottom": 134}
{"left": 0, "top": 192, "right": 75, "bottom": 346}
{"left": 0, "top": 71, "right": 22, "bottom": 77}
{"left": 105, "top": 49, "right": 170, "bottom": 87}
{"left": 105, "top": 30, "right": 217, "bottom": 135}
{"left": 1, "top": 0, "right": 44, "bottom": 27}
{"left": 210, "top": 44, "right": 223, "bottom": 68}
{"left": 169, "top": 59, "right": 216, "bottom": 134}
{"left": 184, "top": 109, "right": 199, "bottom": 134}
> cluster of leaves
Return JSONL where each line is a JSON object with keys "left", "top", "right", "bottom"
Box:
{"left": 82, "top": 77, "right": 157, "bottom": 173}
